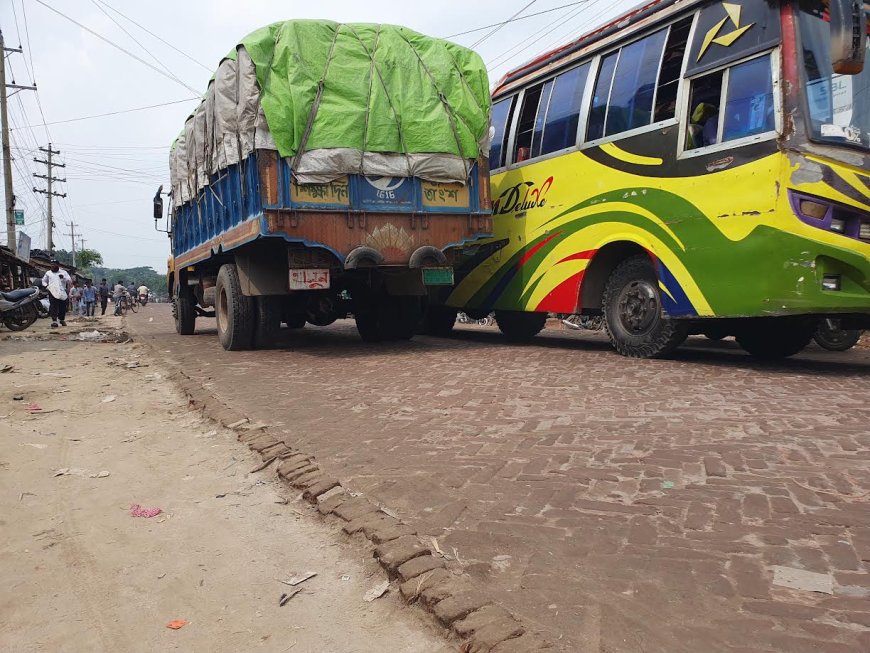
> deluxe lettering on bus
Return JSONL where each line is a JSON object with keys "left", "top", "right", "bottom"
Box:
{"left": 440, "top": 0, "right": 870, "bottom": 360}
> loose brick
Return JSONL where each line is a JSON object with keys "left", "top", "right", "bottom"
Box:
{"left": 397, "top": 554, "right": 446, "bottom": 581}
{"left": 332, "top": 497, "right": 379, "bottom": 522}
{"left": 421, "top": 577, "right": 468, "bottom": 607}
{"left": 490, "top": 632, "right": 553, "bottom": 652}
{"left": 453, "top": 605, "right": 516, "bottom": 637}
{"left": 399, "top": 568, "right": 451, "bottom": 602}
{"left": 434, "top": 591, "right": 490, "bottom": 625}
{"left": 374, "top": 535, "right": 430, "bottom": 571}
{"left": 316, "top": 491, "right": 349, "bottom": 515}
{"left": 343, "top": 512, "right": 391, "bottom": 536}
{"left": 302, "top": 478, "right": 340, "bottom": 502}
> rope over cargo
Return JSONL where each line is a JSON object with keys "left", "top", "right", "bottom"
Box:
{"left": 169, "top": 20, "right": 492, "bottom": 207}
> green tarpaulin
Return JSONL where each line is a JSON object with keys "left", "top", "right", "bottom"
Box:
{"left": 239, "top": 21, "right": 490, "bottom": 160}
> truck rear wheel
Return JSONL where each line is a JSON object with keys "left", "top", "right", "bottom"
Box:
{"left": 354, "top": 294, "right": 419, "bottom": 342}
{"left": 602, "top": 256, "right": 687, "bottom": 358}
{"left": 495, "top": 310, "right": 546, "bottom": 342}
{"left": 174, "top": 289, "right": 196, "bottom": 335}
{"left": 216, "top": 264, "right": 254, "bottom": 351}
{"left": 253, "top": 296, "right": 281, "bottom": 349}
{"left": 422, "top": 305, "right": 457, "bottom": 337}
{"left": 736, "top": 319, "right": 816, "bottom": 359}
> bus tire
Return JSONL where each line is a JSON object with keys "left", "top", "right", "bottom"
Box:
{"left": 215, "top": 264, "right": 254, "bottom": 351}
{"left": 602, "top": 256, "right": 687, "bottom": 358}
{"left": 495, "top": 310, "right": 546, "bottom": 342}
{"left": 253, "top": 296, "right": 281, "bottom": 349}
{"left": 174, "top": 290, "right": 196, "bottom": 335}
{"left": 812, "top": 319, "right": 862, "bottom": 352}
{"left": 423, "top": 305, "right": 457, "bottom": 337}
{"left": 736, "top": 320, "right": 816, "bottom": 359}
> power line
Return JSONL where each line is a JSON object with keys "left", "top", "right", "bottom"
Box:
{"left": 11, "top": 97, "right": 199, "bottom": 129}
{"left": 95, "top": 0, "right": 213, "bottom": 73}
{"left": 89, "top": 0, "right": 196, "bottom": 95}
{"left": 18, "top": 0, "right": 52, "bottom": 141}
{"left": 33, "top": 0, "right": 203, "bottom": 96}
{"left": 443, "top": 2, "right": 587, "bottom": 38}
{"left": 471, "top": 1, "right": 538, "bottom": 49}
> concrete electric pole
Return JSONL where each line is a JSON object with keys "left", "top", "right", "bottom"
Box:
{"left": 1, "top": 29, "right": 37, "bottom": 253}
{"left": 33, "top": 145, "right": 66, "bottom": 255}
{"left": 65, "top": 220, "right": 79, "bottom": 267}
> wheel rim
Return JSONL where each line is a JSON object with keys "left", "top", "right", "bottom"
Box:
{"left": 217, "top": 287, "right": 228, "bottom": 334}
{"left": 616, "top": 280, "right": 659, "bottom": 335}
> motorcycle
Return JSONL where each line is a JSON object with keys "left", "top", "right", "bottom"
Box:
{"left": 139, "top": 293, "right": 148, "bottom": 306}
{"left": 0, "top": 287, "right": 42, "bottom": 331}
{"left": 561, "top": 314, "right": 604, "bottom": 331}
{"left": 813, "top": 318, "right": 863, "bottom": 352}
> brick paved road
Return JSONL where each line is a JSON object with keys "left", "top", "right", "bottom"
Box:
{"left": 134, "top": 307, "right": 870, "bottom": 652}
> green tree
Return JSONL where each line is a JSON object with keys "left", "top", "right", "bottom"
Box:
{"left": 75, "top": 248, "right": 103, "bottom": 269}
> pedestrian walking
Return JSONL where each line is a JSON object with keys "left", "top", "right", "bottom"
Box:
{"left": 82, "top": 280, "right": 97, "bottom": 317}
{"left": 97, "top": 278, "right": 109, "bottom": 315}
{"left": 113, "top": 280, "right": 126, "bottom": 316}
{"left": 69, "top": 282, "right": 82, "bottom": 316}
{"left": 42, "top": 261, "right": 71, "bottom": 328}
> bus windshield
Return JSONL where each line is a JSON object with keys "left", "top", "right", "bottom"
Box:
{"left": 798, "top": 5, "right": 870, "bottom": 150}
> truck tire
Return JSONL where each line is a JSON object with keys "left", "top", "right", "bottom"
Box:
{"left": 495, "top": 310, "right": 546, "bottom": 342}
{"left": 253, "top": 296, "right": 281, "bottom": 349}
{"left": 736, "top": 320, "right": 816, "bottom": 359}
{"left": 380, "top": 296, "right": 419, "bottom": 341}
{"left": 422, "top": 305, "right": 457, "bottom": 337}
{"left": 215, "top": 264, "right": 254, "bottom": 351}
{"left": 174, "top": 290, "right": 196, "bottom": 335}
{"left": 354, "top": 308, "right": 381, "bottom": 342}
{"left": 602, "top": 256, "right": 687, "bottom": 358}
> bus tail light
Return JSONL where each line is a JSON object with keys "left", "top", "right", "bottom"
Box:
{"left": 860, "top": 222, "right": 870, "bottom": 241}
{"left": 799, "top": 199, "right": 829, "bottom": 220}
{"left": 830, "top": 218, "right": 847, "bottom": 233}
{"left": 822, "top": 275, "right": 842, "bottom": 291}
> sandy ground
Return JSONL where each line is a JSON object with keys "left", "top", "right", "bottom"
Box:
{"left": 0, "top": 316, "right": 451, "bottom": 653}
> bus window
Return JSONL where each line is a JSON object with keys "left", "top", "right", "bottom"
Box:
{"left": 686, "top": 71, "right": 724, "bottom": 148}
{"left": 605, "top": 30, "right": 668, "bottom": 136}
{"left": 540, "top": 63, "right": 590, "bottom": 155}
{"left": 489, "top": 97, "right": 515, "bottom": 168}
{"left": 530, "top": 80, "right": 555, "bottom": 158}
{"left": 587, "top": 52, "right": 618, "bottom": 141}
{"left": 685, "top": 54, "right": 775, "bottom": 150}
{"left": 721, "top": 56, "right": 775, "bottom": 142}
{"left": 514, "top": 85, "right": 545, "bottom": 163}
{"left": 654, "top": 17, "right": 693, "bottom": 122}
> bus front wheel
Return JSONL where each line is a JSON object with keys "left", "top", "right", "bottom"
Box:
{"left": 602, "top": 256, "right": 687, "bottom": 358}
{"left": 495, "top": 310, "right": 546, "bottom": 342}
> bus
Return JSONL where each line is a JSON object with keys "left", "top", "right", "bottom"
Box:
{"left": 431, "top": 0, "right": 870, "bottom": 359}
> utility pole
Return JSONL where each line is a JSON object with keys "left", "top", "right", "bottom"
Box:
{"left": 1, "top": 29, "right": 37, "bottom": 253}
{"left": 65, "top": 221, "right": 78, "bottom": 267}
{"left": 33, "top": 144, "right": 66, "bottom": 255}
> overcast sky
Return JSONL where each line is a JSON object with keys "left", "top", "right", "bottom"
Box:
{"left": 1, "top": 0, "right": 626, "bottom": 272}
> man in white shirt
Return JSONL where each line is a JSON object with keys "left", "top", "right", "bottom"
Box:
{"left": 41, "top": 260, "right": 71, "bottom": 328}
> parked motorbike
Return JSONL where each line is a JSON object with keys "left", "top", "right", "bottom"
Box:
{"left": 35, "top": 287, "right": 50, "bottom": 318}
{"left": 561, "top": 314, "right": 604, "bottom": 331}
{"left": 0, "top": 287, "right": 41, "bottom": 331}
{"left": 813, "top": 318, "right": 863, "bottom": 352}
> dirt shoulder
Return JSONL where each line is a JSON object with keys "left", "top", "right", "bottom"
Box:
{"left": 0, "top": 318, "right": 450, "bottom": 652}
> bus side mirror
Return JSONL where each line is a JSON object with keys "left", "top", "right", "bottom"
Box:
{"left": 829, "top": 0, "right": 867, "bottom": 75}
{"left": 153, "top": 186, "right": 164, "bottom": 221}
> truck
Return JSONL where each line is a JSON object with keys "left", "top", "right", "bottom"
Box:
{"left": 154, "top": 20, "right": 492, "bottom": 350}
